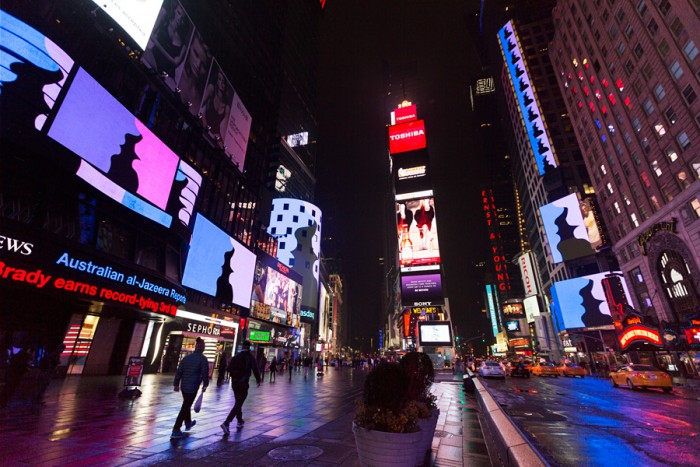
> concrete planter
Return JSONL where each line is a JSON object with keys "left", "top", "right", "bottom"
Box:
{"left": 352, "top": 422, "right": 424, "bottom": 467}
{"left": 415, "top": 408, "right": 440, "bottom": 465}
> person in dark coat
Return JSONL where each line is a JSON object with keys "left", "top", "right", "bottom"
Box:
{"left": 221, "top": 341, "right": 261, "bottom": 434}
{"left": 171, "top": 338, "right": 209, "bottom": 439}
{"left": 0, "top": 348, "right": 31, "bottom": 408}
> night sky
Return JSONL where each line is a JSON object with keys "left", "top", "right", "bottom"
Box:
{"left": 315, "top": 0, "right": 491, "bottom": 351}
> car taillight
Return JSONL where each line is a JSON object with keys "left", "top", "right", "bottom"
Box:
{"left": 662, "top": 373, "right": 670, "bottom": 378}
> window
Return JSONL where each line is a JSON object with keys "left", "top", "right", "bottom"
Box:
{"left": 643, "top": 99, "right": 655, "bottom": 115}
{"left": 624, "top": 132, "right": 633, "bottom": 144}
{"left": 650, "top": 195, "right": 661, "bottom": 210}
{"left": 665, "top": 107, "right": 677, "bottom": 125}
{"left": 658, "top": 0, "right": 671, "bottom": 16}
{"left": 654, "top": 123, "right": 666, "bottom": 137}
{"left": 616, "top": 8, "right": 625, "bottom": 22}
{"left": 677, "top": 132, "right": 691, "bottom": 150}
{"left": 642, "top": 137, "right": 651, "bottom": 153}
{"left": 682, "top": 85, "right": 697, "bottom": 104}
{"left": 670, "top": 61, "right": 684, "bottom": 80}
{"left": 669, "top": 17, "right": 685, "bottom": 39}
{"left": 651, "top": 160, "right": 663, "bottom": 176}
{"left": 634, "top": 43, "right": 644, "bottom": 59}
{"left": 600, "top": 164, "right": 608, "bottom": 175}
{"left": 617, "top": 41, "right": 626, "bottom": 55}
{"left": 625, "top": 25, "right": 634, "bottom": 38}
{"left": 614, "top": 201, "right": 622, "bottom": 213}
{"left": 633, "top": 117, "right": 642, "bottom": 132}
{"left": 637, "top": 0, "right": 647, "bottom": 15}
{"left": 665, "top": 146, "right": 678, "bottom": 162}
{"left": 631, "top": 213, "right": 640, "bottom": 227}
{"left": 609, "top": 24, "right": 618, "bottom": 39}
{"left": 607, "top": 182, "right": 615, "bottom": 194}
{"left": 603, "top": 9, "right": 610, "bottom": 21}
{"left": 640, "top": 63, "right": 653, "bottom": 82}
{"left": 690, "top": 198, "right": 700, "bottom": 219}
{"left": 632, "top": 151, "right": 641, "bottom": 165}
{"left": 601, "top": 45, "right": 608, "bottom": 58}
{"left": 684, "top": 40, "right": 699, "bottom": 61}
{"left": 658, "top": 39, "right": 670, "bottom": 57}
{"left": 625, "top": 59, "right": 635, "bottom": 75}
{"left": 677, "top": 171, "right": 691, "bottom": 189}
{"left": 654, "top": 84, "right": 666, "bottom": 101}
{"left": 647, "top": 18, "right": 658, "bottom": 34}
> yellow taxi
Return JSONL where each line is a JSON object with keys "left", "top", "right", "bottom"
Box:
{"left": 557, "top": 363, "right": 586, "bottom": 378}
{"left": 609, "top": 364, "right": 672, "bottom": 393}
{"left": 531, "top": 362, "right": 559, "bottom": 377}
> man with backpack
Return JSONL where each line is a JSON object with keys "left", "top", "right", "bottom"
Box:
{"left": 221, "top": 340, "right": 261, "bottom": 434}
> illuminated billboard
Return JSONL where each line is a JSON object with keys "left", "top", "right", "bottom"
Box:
{"left": 250, "top": 253, "right": 303, "bottom": 327}
{"left": 182, "top": 214, "right": 256, "bottom": 309}
{"left": 497, "top": 20, "right": 558, "bottom": 175}
{"left": 580, "top": 197, "right": 605, "bottom": 250}
{"left": 523, "top": 295, "right": 540, "bottom": 322}
{"left": 268, "top": 199, "right": 322, "bottom": 311}
{"left": 401, "top": 273, "right": 444, "bottom": 307}
{"left": 393, "top": 148, "right": 432, "bottom": 195}
{"left": 396, "top": 196, "right": 440, "bottom": 272}
{"left": 551, "top": 272, "right": 633, "bottom": 330}
{"left": 46, "top": 68, "right": 201, "bottom": 233}
{"left": 141, "top": 2, "right": 252, "bottom": 168}
{"left": 285, "top": 132, "right": 309, "bottom": 147}
{"left": 0, "top": 10, "right": 75, "bottom": 132}
{"left": 540, "top": 193, "right": 596, "bottom": 263}
{"left": 418, "top": 321, "right": 453, "bottom": 347}
{"left": 91, "top": 0, "right": 164, "bottom": 50}
{"left": 389, "top": 120, "right": 426, "bottom": 154}
{"left": 517, "top": 252, "right": 538, "bottom": 297}
{"left": 391, "top": 104, "right": 418, "bottom": 125}
{"left": 485, "top": 284, "right": 500, "bottom": 337}
{"left": 502, "top": 301, "right": 525, "bottom": 317}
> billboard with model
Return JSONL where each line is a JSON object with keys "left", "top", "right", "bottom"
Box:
{"left": 396, "top": 196, "right": 440, "bottom": 272}
{"left": 540, "top": 193, "right": 596, "bottom": 263}
{"left": 250, "top": 253, "right": 303, "bottom": 327}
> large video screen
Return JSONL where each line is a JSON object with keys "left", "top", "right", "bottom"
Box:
{"left": 46, "top": 68, "right": 201, "bottom": 233}
{"left": 396, "top": 196, "right": 440, "bottom": 271}
{"left": 418, "top": 321, "right": 453, "bottom": 347}
{"left": 498, "top": 20, "right": 558, "bottom": 175}
{"left": 393, "top": 148, "right": 432, "bottom": 195}
{"left": 540, "top": 193, "right": 596, "bottom": 263}
{"left": 250, "top": 253, "right": 303, "bottom": 327}
{"left": 91, "top": 0, "right": 164, "bottom": 50}
{"left": 401, "top": 273, "right": 444, "bottom": 307}
{"left": 389, "top": 120, "right": 426, "bottom": 154}
{"left": 182, "top": 214, "right": 256, "bottom": 308}
{"left": 141, "top": 1, "right": 251, "bottom": 169}
{"left": 551, "top": 271, "right": 632, "bottom": 330}
{"left": 0, "top": 10, "right": 75, "bottom": 132}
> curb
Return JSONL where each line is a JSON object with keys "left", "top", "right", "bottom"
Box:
{"left": 471, "top": 376, "right": 549, "bottom": 467}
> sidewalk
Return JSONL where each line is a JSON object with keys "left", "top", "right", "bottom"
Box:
{"left": 0, "top": 367, "right": 490, "bottom": 466}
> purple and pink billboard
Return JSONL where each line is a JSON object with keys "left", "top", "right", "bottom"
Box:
{"left": 401, "top": 273, "right": 444, "bottom": 307}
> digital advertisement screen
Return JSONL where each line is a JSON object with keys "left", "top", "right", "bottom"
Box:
{"left": 0, "top": 10, "right": 75, "bottom": 132}
{"left": 285, "top": 132, "right": 309, "bottom": 147}
{"left": 396, "top": 196, "right": 440, "bottom": 271}
{"left": 391, "top": 104, "right": 417, "bottom": 125}
{"left": 551, "top": 271, "right": 632, "bottom": 330}
{"left": 523, "top": 295, "right": 540, "bottom": 322}
{"left": 91, "top": 0, "right": 164, "bottom": 50}
{"left": 505, "top": 320, "right": 520, "bottom": 332}
{"left": 498, "top": 20, "right": 558, "bottom": 175}
{"left": 389, "top": 120, "right": 426, "bottom": 154}
{"left": 502, "top": 302, "right": 524, "bottom": 317}
{"left": 182, "top": 213, "right": 256, "bottom": 308}
{"left": 401, "top": 273, "right": 444, "bottom": 307}
{"left": 46, "top": 68, "right": 201, "bottom": 233}
{"left": 418, "top": 321, "right": 453, "bottom": 346}
{"left": 250, "top": 253, "right": 303, "bottom": 327}
{"left": 393, "top": 148, "right": 432, "bottom": 195}
{"left": 540, "top": 193, "right": 596, "bottom": 263}
{"left": 580, "top": 197, "right": 605, "bottom": 250}
{"left": 517, "top": 252, "right": 538, "bottom": 297}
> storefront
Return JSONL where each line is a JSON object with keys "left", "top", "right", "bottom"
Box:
{"left": 247, "top": 319, "right": 302, "bottom": 365}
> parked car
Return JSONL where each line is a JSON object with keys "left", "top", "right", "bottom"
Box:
{"left": 477, "top": 360, "right": 505, "bottom": 379}
{"left": 609, "top": 364, "right": 672, "bottom": 392}
{"left": 532, "top": 362, "right": 559, "bottom": 377}
{"left": 507, "top": 362, "right": 530, "bottom": 378}
{"left": 557, "top": 363, "right": 585, "bottom": 378}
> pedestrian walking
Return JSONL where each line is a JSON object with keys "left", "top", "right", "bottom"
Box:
{"left": 221, "top": 341, "right": 261, "bottom": 434}
{"left": 268, "top": 357, "right": 277, "bottom": 382}
{"left": 217, "top": 350, "right": 228, "bottom": 387}
{"left": 303, "top": 355, "right": 312, "bottom": 379}
{"left": 0, "top": 348, "right": 31, "bottom": 408}
{"left": 171, "top": 337, "right": 209, "bottom": 439}
{"left": 317, "top": 356, "right": 324, "bottom": 376}
{"left": 258, "top": 355, "right": 267, "bottom": 381}
{"left": 287, "top": 355, "right": 294, "bottom": 382}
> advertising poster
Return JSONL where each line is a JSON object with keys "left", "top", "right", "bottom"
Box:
{"left": 224, "top": 91, "right": 253, "bottom": 168}
{"left": 551, "top": 271, "right": 632, "bottom": 330}
{"left": 124, "top": 356, "right": 145, "bottom": 386}
{"left": 182, "top": 214, "right": 256, "bottom": 309}
{"left": 46, "top": 68, "right": 201, "bottom": 234}
{"left": 389, "top": 120, "right": 427, "bottom": 154}
{"left": 250, "top": 254, "right": 303, "bottom": 327}
{"left": 198, "top": 59, "right": 234, "bottom": 144}
{"left": 418, "top": 321, "right": 453, "bottom": 346}
{"left": 540, "top": 193, "right": 596, "bottom": 263}
{"left": 91, "top": 0, "right": 164, "bottom": 50}
{"left": 396, "top": 197, "right": 440, "bottom": 271}
{"left": 401, "top": 273, "right": 444, "bottom": 306}
{"left": 393, "top": 149, "right": 431, "bottom": 195}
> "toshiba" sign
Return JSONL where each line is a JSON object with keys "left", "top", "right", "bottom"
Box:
{"left": 389, "top": 120, "right": 427, "bottom": 154}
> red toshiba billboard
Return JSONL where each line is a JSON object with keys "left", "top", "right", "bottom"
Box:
{"left": 394, "top": 104, "right": 417, "bottom": 124}
{"left": 389, "top": 120, "right": 426, "bottom": 154}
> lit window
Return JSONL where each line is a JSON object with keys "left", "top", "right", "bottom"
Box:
{"left": 665, "top": 107, "right": 677, "bottom": 125}
{"left": 624, "top": 194, "right": 631, "bottom": 205}
{"left": 683, "top": 40, "right": 699, "bottom": 61}
{"left": 631, "top": 213, "right": 639, "bottom": 227}
{"left": 690, "top": 198, "right": 700, "bottom": 219}
{"left": 608, "top": 93, "right": 616, "bottom": 105}
{"left": 641, "top": 172, "right": 651, "bottom": 187}
{"left": 578, "top": 101, "right": 584, "bottom": 109}
{"left": 616, "top": 79, "right": 624, "bottom": 91}
{"left": 636, "top": 0, "right": 647, "bottom": 16}
{"left": 654, "top": 84, "right": 666, "bottom": 101}
{"left": 602, "top": 78, "right": 609, "bottom": 88}
{"left": 643, "top": 99, "right": 655, "bottom": 115}
{"left": 670, "top": 61, "right": 684, "bottom": 80}
{"left": 677, "top": 171, "right": 691, "bottom": 189}
{"left": 573, "top": 58, "right": 579, "bottom": 67}
{"left": 654, "top": 123, "right": 666, "bottom": 137}
{"left": 651, "top": 160, "right": 663, "bottom": 176}
{"left": 632, "top": 117, "right": 641, "bottom": 132}
{"left": 641, "top": 137, "right": 650, "bottom": 153}
{"left": 589, "top": 102, "right": 596, "bottom": 112}
{"left": 677, "top": 132, "right": 691, "bottom": 150}
{"left": 564, "top": 81, "right": 569, "bottom": 89}
{"left": 595, "top": 119, "right": 602, "bottom": 129}
{"left": 601, "top": 106, "right": 608, "bottom": 114}
{"left": 650, "top": 195, "right": 661, "bottom": 210}
{"left": 583, "top": 86, "right": 590, "bottom": 96}
{"left": 600, "top": 164, "right": 607, "bottom": 175}
{"left": 665, "top": 147, "right": 678, "bottom": 162}
{"left": 617, "top": 41, "right": 626, "bottom": 55}
{"left": 578, "top": 71, "right": 584, "bottom": 81}
{"left": 608, "top": 124, "right": 615, "bottom": 135}
{"left": 573, "top": 87, "right": 578, "bottom": 94}
{"left": 624, "top": 96, "right": 632, "bottom": 108}
{"left": 602, "top": 134, "right": 607, "bottom": 142}
{"left": 624, "top": 132, "right": 633, "bottom": 145}
{"left": 607, "top": 182, "right": 614, "bottom": 194}
{"left": 583, "top": 58, "right": 589, "bottom": 68}
{"left": 614, "top": 202, "right": 621, "bottom": 214}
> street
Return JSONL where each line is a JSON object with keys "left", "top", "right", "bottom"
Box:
{"left": 479, "top": 374, "right": 700, "bottom": 467}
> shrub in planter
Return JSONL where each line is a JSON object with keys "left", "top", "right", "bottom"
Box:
{"left": 399, "top": 352, "right": 437, "bottom": 410}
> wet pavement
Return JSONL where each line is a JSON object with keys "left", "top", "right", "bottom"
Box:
{"left": 0, "top": 367, "right": 490, "bottom": 466}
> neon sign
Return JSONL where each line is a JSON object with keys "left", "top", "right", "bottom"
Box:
{"left": 619, "top": 325, "right": 662, "bottom": 349}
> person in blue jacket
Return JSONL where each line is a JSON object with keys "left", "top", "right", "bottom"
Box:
{"left": 171, "top": 337, "right": 209, "bottom": 439}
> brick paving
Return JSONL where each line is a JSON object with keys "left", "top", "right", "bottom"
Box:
{"left": 0, "top": 367, "right": 490, "bottom": 466}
